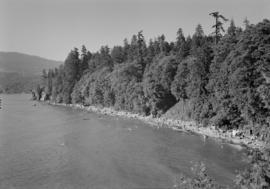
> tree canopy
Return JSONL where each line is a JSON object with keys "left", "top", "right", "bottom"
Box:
{"left": 39, "top": 19, "right": 270, "bottom": 142}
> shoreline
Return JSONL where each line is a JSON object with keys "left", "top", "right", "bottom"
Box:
{"left": 48, "top": 101, "right": 267, "bottom": 150}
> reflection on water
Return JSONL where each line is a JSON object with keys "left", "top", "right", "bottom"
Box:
{"left": 0, "top": 94, "right": 247, "bottom": 189}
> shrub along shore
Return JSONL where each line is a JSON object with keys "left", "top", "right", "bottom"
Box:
{"left": 47, "top": 101, "right": 267, "bottom": 150}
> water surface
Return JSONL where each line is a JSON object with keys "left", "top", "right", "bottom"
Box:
{"left": 0, "top": 94, "right": 247, "bottom": 189}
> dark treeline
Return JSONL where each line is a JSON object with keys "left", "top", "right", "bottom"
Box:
{"left": 0, "top": 72, "right": 40, "bottom": 93}
{"left": 38, "top": 18, "right": 270, "bottom": 188}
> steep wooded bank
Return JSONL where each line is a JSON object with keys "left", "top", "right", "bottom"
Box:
{"left": 37, "top": 19, "right": 270, "bottom": 144}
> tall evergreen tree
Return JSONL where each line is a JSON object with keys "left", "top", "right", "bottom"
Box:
{"left": 191, "top": 24, "right": 205, "bottom": 55}
{"left": 227, "top": 19, "right": 237, "bottom": 37}
{"left": 99, "top": 46, "right": 113, "bottom": 69}
{"left": 79, "top": 45, "right": 91, "bottom": 77}
{"left": 62, "top": 48, "right": 80, "bottom": 103}
{"left": 243, "top": 17, "right": 250, "bottom": 29}
{"left": 137, "top": 30, "right": 146, "bottom": 72}
{"left": 209, "top": 11, "right": 228, "bottom": 44}
{"left": 128, "top": 35, "right": 138, "bottom": 61}
{"left": 175, "top": 28, "right": 188, "bottom": 60}
{"left": 146, "top": 39, "right": 156, "bottom": 62}
{"left": 123, "top": 38, "right": 130, "bottom": 62}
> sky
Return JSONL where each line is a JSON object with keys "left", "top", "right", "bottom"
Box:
{"left": 0, "top": 0, "right": 269, "bottom": 61}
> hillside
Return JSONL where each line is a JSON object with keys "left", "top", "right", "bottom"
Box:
{"left": 0, "top": 52, "right": 62, "bottom": 93}
{"left": 0, "top": 52, "right": 62, "bottom": 75}
{"left": 0, "top": 72, "right": 41, "bottom": 93}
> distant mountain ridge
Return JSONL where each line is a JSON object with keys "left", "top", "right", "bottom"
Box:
{"left": 0, "top": 51, "right": 62, "bottom": 93}
{"left": 0, "top": 52, "right": 62, "bottom": 75}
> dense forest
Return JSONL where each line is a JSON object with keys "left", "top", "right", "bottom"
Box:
{"left": 37, "top": 17, "right": 270, "bottom": 188}
{"left": 39, "top": 18, "right": 270, "bottom": 142}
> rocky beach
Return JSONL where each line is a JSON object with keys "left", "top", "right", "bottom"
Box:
{"left": 48, "top": 102, "right": 267, "bottom": 150}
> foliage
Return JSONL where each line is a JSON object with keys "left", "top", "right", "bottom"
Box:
{"left": 177, "top": 149, "right": 270, "bottom": 189}
{"left": 111, "top": 46, "right": 125, "bottom": 64}
{"left": 235, "top": 149, "right": 270, "bottom": 189}
{"left": 207, "top": 30, "right": 242, "bottom": 129}
{"left": 228, "top": 20, "right": 270, "bottom": 129}
{"left": 39, "top": 19, "right": 270, "bottom": 142}
{"left": 171, "top": 57, "right": 192, "bottom": 101}
{"left": 176, "top": 162, "right": 228, "bottom": 189}
{"left": 111, "top": 61, "right": 143, "bottom": 111}
{"left": 143, "top": 55, "right": 177, "bottom": 116}
{"left": 36, "top": 18, "right": 270, "bottom": 187}
{"left": 209, "top": 12, "right": 228, "bottom": 44}
{"left": 0, "top": 72, "right": 40, "bottom": 94}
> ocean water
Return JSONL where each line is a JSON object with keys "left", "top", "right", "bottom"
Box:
{"left": 0, "top": 94, "right": 247, "bottom": 189}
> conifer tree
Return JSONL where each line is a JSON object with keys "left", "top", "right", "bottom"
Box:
{"left": 191, "top": 24, "right": 205, "bottom": 54}
{"left": 111, "top": 46, "right": 124, "bottom": 64}
{"left": 79, "top": 45, "right": 91, "bottom": 77}
{"left": 137, "top": 30, "right": 146, "bottom": 72}
{"left": 62, "top": 48, "right": 80, "bottom": 103}
{"left": 128, "top": 35, "right": 138, "bottom": 61}
{"left": 146, "top": 39, "right": 156, "bottom": 62}
{"left": 227, "top": 19, "right": 236, "bottom": 36}
{"left": 243, "top": 17, "right": 250, "bottom": 29}
{"left": 175, "top": 28, "right": 190, "bottom": 60}
{"left": 209, "top": 11, "right": 228, "bottom": 44}
{"left": 99, "top": 46, "right": 113, "bottom": 69}
{"left": 123, "top": 38, "right": 130, "bottom": 62}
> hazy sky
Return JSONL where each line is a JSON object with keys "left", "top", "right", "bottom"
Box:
{"left": 0, "top": 0, "right": 269, "bottom": 61}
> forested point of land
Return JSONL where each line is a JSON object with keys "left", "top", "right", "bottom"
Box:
{"left": 38, "top": 18, "right": 270, "bottom": 143}
{"left": 36, "top": 18, "right": 270, "bottom": 188}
